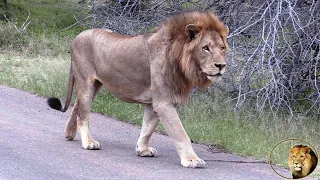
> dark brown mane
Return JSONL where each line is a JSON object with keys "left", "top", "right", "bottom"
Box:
{"left": 161, "top": 10, "right": 228, "bottom": 45}
{"left": 155, "top": 11, "right": 229, "bottom": 105}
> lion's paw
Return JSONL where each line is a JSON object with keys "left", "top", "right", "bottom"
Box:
{"left": 65, "top": 131, "right": 76, "bottom": 141}
{"left": 82, "top": 141, "right": 100, "bottom": 150}
{"left": 136, "top": 146, "right": 157, "bottom": 157}
{"left": 65, "top": 122, "right": 77, "bottom": 141}
{"left": 181, "top": 157, "right": 206, "bottom": 168}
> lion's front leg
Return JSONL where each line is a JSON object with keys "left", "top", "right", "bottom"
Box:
{"left": 153, "top": 103, "right": 205, "bottom": 168}
{"left": 136, "top": 104, "right": 159, "bottom": 157}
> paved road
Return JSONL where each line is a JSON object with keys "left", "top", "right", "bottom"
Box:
{"left": 0, "top": 85, "right": 304, "bottom": 180}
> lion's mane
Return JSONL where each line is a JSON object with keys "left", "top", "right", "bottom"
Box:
{"left": 152, "top": 11, "right": 229, "bottom": 104}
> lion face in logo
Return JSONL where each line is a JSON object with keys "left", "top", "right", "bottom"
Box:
{"left": 288, "top": 145, "right": 318, "bottom": 179}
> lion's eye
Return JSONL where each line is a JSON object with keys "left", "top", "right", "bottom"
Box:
{"left": 203, "top": 45, "right": 210, "bottom": 51}
{"left": 221, "top": 46, "right": 226, "bottom": 51}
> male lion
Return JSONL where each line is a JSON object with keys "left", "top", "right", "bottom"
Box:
{"left": 288, "top": 145, "right": 318, "bottom": 179}
{"left": 47, "top": 11, "right": 229, "bottom": 168}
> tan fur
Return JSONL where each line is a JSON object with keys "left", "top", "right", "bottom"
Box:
{"left": 49, "top": 10, "right": 229, "bottom": 168}
{"left": 288, "top": 145, "right": 318, "bottom": 179}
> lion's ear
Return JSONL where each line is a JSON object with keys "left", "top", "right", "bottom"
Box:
{"left": 225, "top": 26, "right": 229, "bottom": 35}
{"left": 185, "top": 24, "right": 199, "bottom": 40}
{"left": 290, "top": 149, "right": 295, "bottom": 154}
{"left": 306, "top": 147, "right": 311, "bottom": 154}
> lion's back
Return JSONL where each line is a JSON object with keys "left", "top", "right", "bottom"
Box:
{"left": 71, "top": 29, "right": 115, "bottom": 52}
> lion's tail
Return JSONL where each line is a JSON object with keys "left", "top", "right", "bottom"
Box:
{"left": 47, "top": 66, "right": 74, "bottom": 112}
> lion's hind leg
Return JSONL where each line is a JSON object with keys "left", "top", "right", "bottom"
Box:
{"left": 136, "top": 104, "right": 159, "bottom": 157}
{"left": 76, "top": 79, "right": 102, "bottom": 150}
{"left": 65, "top": 99, "right": 79, "bottom": 141}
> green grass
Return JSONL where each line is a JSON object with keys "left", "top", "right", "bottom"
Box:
{"left": 0, "top": 21, "right": 28, "bottom": 49}
{"left": 0, "top": 21, "right": 72, "bottom": 56}
{"left": 0, "top": 1, "right": 319, "bottom": 178}
{"left": 179, "top": 95, "right": 320, "bottom": 162}
{"left": 0, "top": 53, "right": 69, "bottom": 98}
{"left": 0, "top": 0, "right": 85, "bottom": 36}
{"left": 0, "top": 0, "right": 86, "bottom": 56}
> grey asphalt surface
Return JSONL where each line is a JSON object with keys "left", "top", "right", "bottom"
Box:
{"left": 0, "top": 85, "right": 304, "bottom": 180}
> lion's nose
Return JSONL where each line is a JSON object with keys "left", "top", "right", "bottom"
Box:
{"left": 215, "top": 63, "right": 226, "bottom": 71}
{"left": 295, "top": 162, "right": 298, "bottom": 166}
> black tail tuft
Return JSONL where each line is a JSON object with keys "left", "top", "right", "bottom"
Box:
{"left": 47, "top": 97, "right": 63, "bottom": 111}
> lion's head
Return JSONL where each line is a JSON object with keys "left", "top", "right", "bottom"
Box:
{"left": 288, "top": 145, "right": 318, "bottom": 179}
{"left": 154, "top": 11, "right": 229, "bottom": 104}
{"left": 165, "top": 11, "right": 228, "bottom": 87}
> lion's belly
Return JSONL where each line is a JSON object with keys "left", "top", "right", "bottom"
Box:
{"left": 104, "top": 84, "right": 152, "bottom": 104}
{"left": 119, "top": 88, "right": 153, "bottom": 104}
{"left": 97, "top": 73, "right": 152, "bottom": 104}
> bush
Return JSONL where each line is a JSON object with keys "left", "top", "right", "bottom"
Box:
{"left": 0, "top": 20, "right": 29, "bottom": 50}
{"left": 0, "top": 19, "right": 72, "bottom": 56}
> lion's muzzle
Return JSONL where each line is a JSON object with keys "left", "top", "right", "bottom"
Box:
{"left": 294, "top": 163, "right": 302, "bottom": 171}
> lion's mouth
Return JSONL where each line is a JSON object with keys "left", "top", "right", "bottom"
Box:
{"left": 205, "top": 72, "right": 222, "bottom": 77}
{"left": 294, "top": 167, "right": 302, "bottom": 171}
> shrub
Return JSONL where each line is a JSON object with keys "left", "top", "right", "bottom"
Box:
{"left": 0, "top": 19, "right": 29, "bottom": 50}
